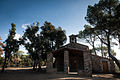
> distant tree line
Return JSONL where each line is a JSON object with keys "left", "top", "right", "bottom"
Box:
{"left": 0, "top": 51, "right": 32, "bottom": 68}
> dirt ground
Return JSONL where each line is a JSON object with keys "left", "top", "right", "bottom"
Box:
{"left": 0, "top": 67, "right": 120, "bottom": 80}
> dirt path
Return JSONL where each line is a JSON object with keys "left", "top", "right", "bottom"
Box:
{"left": 0, "top": 67, "right": 120, "bottom": 80}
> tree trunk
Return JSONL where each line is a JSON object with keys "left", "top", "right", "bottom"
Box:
{"left": 92, "top": 43, "right": 97, "bottom": 55}
{"left": 107, "top": 35, "right": 120, "bottom": 70}
{"left": 109, "top": 53, "right": 120, "bottom": 70}
{"left": 101, "top": 32, "right": 104, "bottom": 57}
{"left": 101, "top": 41, "right": 104, "bottom": 57}
{"left": 51, "top": 41, "right": 54, "bottom": 50}
{"left": 1, "top": 57, "right": 7, "bottom": 72}
{"left": 33, "top": 61, "right": 36, "bottom": 70}
{"left": 38, "top": 57, "right": 42, "bottom": 71}
{"left": 38, "top": 62, "right": 41, "bottom": 71}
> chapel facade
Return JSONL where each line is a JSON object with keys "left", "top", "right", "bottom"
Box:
{"left": 46, "top": 34, "right": 115, "bottom": 76}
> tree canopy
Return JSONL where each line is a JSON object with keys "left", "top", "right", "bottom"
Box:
{"left": 41, "top": 21, "right": 67, "bottom": 51}
{"left": 85, "top": 0, "right": 120, "bottom": 69}
{"left": 78, "top": 25, "right": 98, "bottom": 55}
{"left": 19, "top": 21, "right": 67, "bottom": 71}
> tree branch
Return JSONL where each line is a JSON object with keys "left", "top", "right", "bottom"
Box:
{"left": 97, "top": 35, "right": 108, "bottom": 45}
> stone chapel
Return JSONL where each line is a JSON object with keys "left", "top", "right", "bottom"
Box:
{"left": 46, "top": 34, "right": 115, "bottom": 76}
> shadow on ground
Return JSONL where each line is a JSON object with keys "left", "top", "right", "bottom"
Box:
{"left": 0, "top": 69, "right": 120, "bottom": 80}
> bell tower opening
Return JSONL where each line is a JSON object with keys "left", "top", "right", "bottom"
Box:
{"left": 69, "top": 34, "right": 78, "bottom": 43}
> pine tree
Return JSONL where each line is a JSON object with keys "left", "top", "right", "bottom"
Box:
{"left": 2, "top": 23, "right": 19, "bottom": 72}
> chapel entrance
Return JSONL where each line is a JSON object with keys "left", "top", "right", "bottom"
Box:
{"left": 102, "top": 61, "right": 109, "bottom": 72}
{"left": 69, "top": 50, "right": 84, "bottom": 72}
{"left": 53, "top": 52, "right": 64, "bottom": 72}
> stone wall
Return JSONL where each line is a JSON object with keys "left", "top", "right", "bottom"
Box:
{"left": 46, "top": 52, "right": 55, "bottom": 73}
{"left": 64, "top": 50, "right": 69, "bottom": 73}
{"left": 91, "top": 55, "right": 115, "bottom": 73}
{"left": 81, "top": 51, "right": 92, "bottom": 76}
{"left": 109, "top": 59, "right": 115, "bottom": 73}
{"left": 64, "top": 43, "right": 88, "bottom": 51}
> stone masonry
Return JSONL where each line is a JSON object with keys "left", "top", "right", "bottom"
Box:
{"left": 91, "top": 55, "right": 115, "bottom": 73}
{"left": 64, "top": 50, "right": 69, "bottom": 74}
{"left": 46, "top": 34, "right": 115, "bottom": 76}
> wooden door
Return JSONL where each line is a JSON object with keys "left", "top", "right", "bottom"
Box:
{"left": 102, "top": 61, "right": 109, "bottom": 73}
{"left": 69, "top": 57, "right": 77, "bottom": 72}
